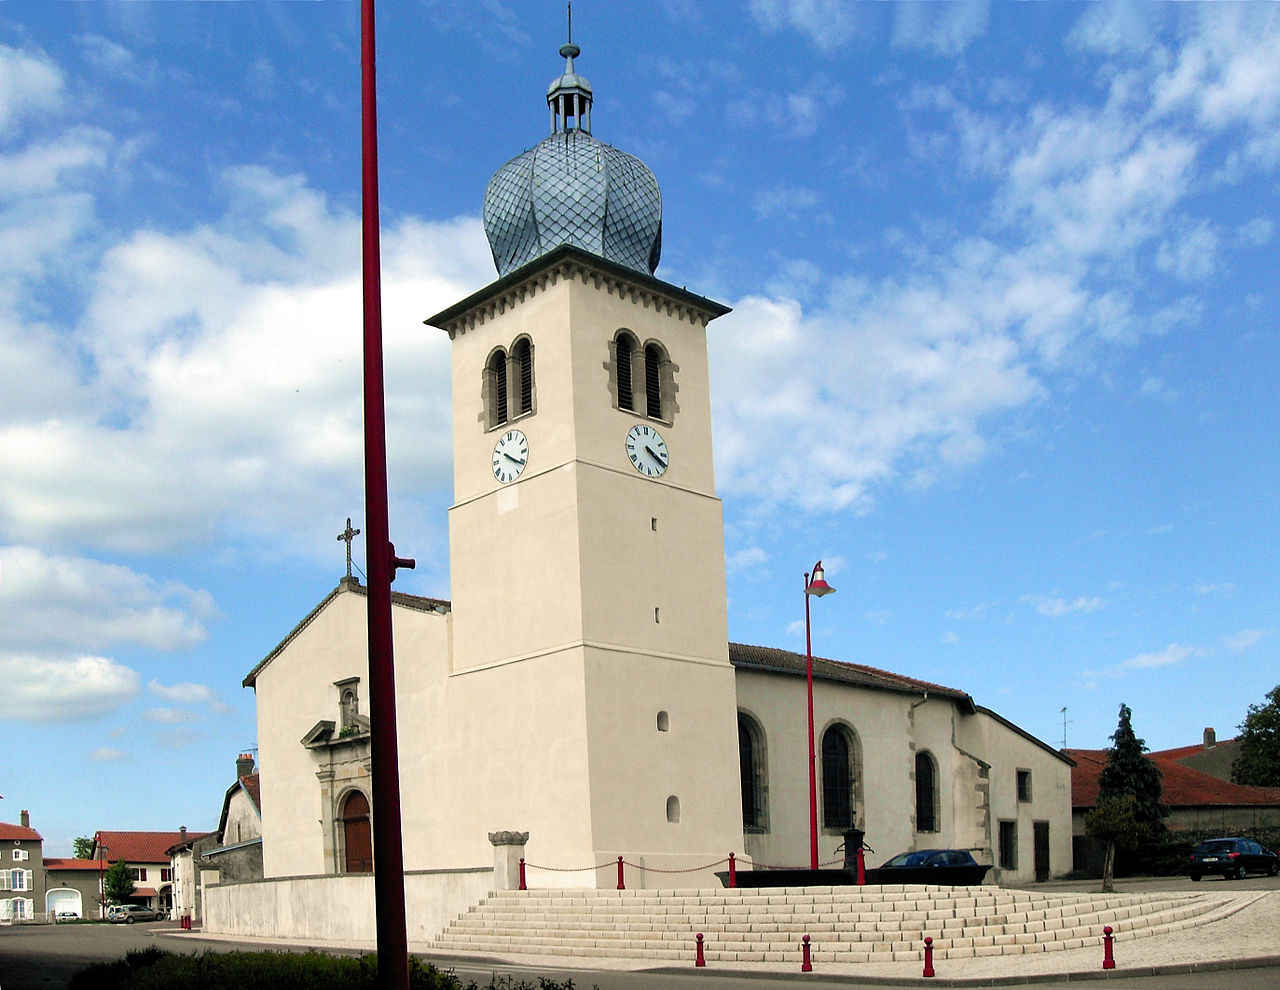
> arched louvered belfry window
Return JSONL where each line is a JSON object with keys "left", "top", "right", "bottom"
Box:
{"left": 615, "top": 331, "right": 635, "bottom": 411}
{"left": 513, "top": 337, "right": 534, "bottom": 416}
{"left": 644, "top": 343, "right": 663, "bottom": 419}
{"left": 916, "top": 750, "right": 939, "bottom": 833}
{"left": 738, "top": 712, "right": 769, "bottom": 831}
{"left": 486, "top": 348, "right": 508, "bottom": 429}
{"left": 821, "top": 724, "right": 854, "bottom": 829}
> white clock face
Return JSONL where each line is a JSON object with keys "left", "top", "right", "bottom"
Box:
{"left": 625, "top": 423, "right": 669, "bottom": 477}
{"left": 492, "top": 429, "right": 529, "bottom": 484}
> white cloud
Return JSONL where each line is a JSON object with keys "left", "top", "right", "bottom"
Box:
{"left": 893, "top": 0, "right": 989, "bottom": 56}
{"left": 941, "top": 631, "right": 959, "bottom": 645}
{"left": 1068, "top": 0, "right": 1157, "bottom": 55}
{"left": 0, "top": 547, "right": 212, "bottom": 654}
{"left": 0, "top": 45, "right": 65, "bottom": 129}
{"left": 1223, "top": 629, "right": 1267, "bottom": 652}
{"left": 143, "top": 706, "right": 195, "bottom": 724}
{"left": 1121, "top": 642, "right": 1195, "bottom": 669}
{"left": 1193, "top": 582, "right": 1234, "bottom": 596}
{"left": 1238, "top": 217, "right": 1274, "bottom": 247}
{"left": 946, "top": 603, "right": 992, "bottom": 621}
{"left": 0, "top": 655, "right": 139, "bottom": 722}
{"left": 1155, "top": 221, "right": 1218, "bottom": 280}
{"left": 91, "top": 746, "right": 126, "bottom": 762}
{"left": 726, "top": 546, "right": 769, "bottom": 575}
{"left": 752, "top": 185, "right": 820, "bottom": 220}
{"left": 0, "top": 163, "right": 493, "bottom": 556}
{"left": 148, "top": 678, "right": 229, "bottom": 713}
{"left": 1023, "top": 595, "right": 1104, "bottom": 618}
{"left": 748, "top": 0, "right": 862, "bottom": 52}
{"left": 1139, "top": 376, "right": 1178, "bottom": 402}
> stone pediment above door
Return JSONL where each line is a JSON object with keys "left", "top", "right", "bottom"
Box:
{"left": 300, "top": 716, "right": 371, "bottom": 750}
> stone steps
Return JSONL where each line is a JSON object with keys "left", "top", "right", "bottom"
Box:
{"left": 430, "top": 885, "right": 1236, "bottom": 963}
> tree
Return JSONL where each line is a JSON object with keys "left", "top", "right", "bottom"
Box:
{"left": 72, "top": 836, "right": 95, "bottom": 860}
{"left": 1085, "top": 703, "right": 1166, "bottom": 891}
{"left": 102, "top": 860, "right": 135, "bottom": 906}
{"left": 1232, "top": 684, "right": 1280, "bottom": 787}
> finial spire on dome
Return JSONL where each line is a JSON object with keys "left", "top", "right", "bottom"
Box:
{"left": 547, "top": 3, "right": 592, "bottom": 134}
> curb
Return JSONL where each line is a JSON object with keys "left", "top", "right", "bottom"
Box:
{"left": 643, "top": 954, "right": 1280, "bottom": 986}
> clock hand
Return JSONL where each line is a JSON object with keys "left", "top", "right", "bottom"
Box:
{"left": 645, "top": 445, "right": 667, "bottom": 466}
{"left": 503, "top": 452, "right": 526, "bottom": 466}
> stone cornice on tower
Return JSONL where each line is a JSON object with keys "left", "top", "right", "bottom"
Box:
{"left": 424, "top": 243, "right": 731, "bottom": 340}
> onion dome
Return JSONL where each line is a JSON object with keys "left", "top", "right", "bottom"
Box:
{"left": 483, "top": 37, "right": 662, "bottom": 278}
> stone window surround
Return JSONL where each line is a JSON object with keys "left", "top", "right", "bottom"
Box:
{"left": 481, "top": 335, "right": 538, "bottom": 433}
{"left": 605, "top": 329, "right": 678, "bottom": 425}
{"left": 737, "top": 709, "right": 770, "bottom": 834}
{"left": 819, "top": 718, "right": 865, "bottom": 835}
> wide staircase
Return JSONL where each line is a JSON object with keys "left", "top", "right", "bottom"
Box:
{"left": 431, "top": 884, "right": 1246, "bottom": 964}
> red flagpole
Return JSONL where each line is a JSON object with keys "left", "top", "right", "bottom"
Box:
{"left": 360, "top": 1, "right": 412, "bottom": 987}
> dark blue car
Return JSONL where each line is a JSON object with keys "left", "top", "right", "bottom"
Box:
{"left": 1188, "top": 838, "right": 1278, "bottom": 881}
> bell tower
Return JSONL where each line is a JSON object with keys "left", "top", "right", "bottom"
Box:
{"left": 426, "top": 37, "right": 742, "bottom": 884}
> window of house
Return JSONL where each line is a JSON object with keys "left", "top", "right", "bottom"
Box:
{"left": 644, "top": 343, "right": 663, "bottom": 418}
{"left": 613, "top": 331, "right": 636, "bottom": 411}
{"left": 513, "top": 336, "right": 534, "bottom": 416}
{"left": 666, "top": 795, "right": 681, "bottom": 823}
{"left": 129, "top": 867, "right": 145, "bottom": 882}
{"left": 161, "top": 868, "right": 173, "bottom": 882}
{"left": 11, "top": 849, "right": 27, "bottom": 861}
{"left": 738, "top": 713, "right": 769, "bottom": 832}
{"left": 1017, "top": 769, "right": 1032, "bottom": 803}
{"left": 999, "top": 820, "right": 1017, "bottom": 870}
{"left": 10, "top": 870, "right": 28, "bottom": 891}
{"left": 915, "top": 751, "right": 938, "bottom": 833}
{"left": 485, "top": 348, "right": 508, "bottom": 429}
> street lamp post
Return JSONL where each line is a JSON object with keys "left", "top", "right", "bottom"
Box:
{"left": 804, "top": 560, "right": 835, "bottom": 871}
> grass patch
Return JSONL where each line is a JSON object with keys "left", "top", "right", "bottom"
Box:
{"left": 69, "top": 949, "right": 595, "bottom": 990}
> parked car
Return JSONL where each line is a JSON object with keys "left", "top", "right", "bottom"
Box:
{"left": 54, "top": 911, "right": 80, "bottom": 922}
{"left": 869, "top": 849, "right": 992, "bottom": 885}
{"left": 1188, "top": 838, "right": 1279, "bottom": 881}
{"left": 108, "top": 904, "right": 163, "bottom": 924}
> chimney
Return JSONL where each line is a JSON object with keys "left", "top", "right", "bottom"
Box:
{"left": 19, "top": 809, "right": 29, "bottom": 829}
{"left": 1203, "top": 727, "right": 1216, "bottom": 748}
{"left": 236, "top": 753, "right": 255, "bottom": 778}
{"left": 179, "top": 825, "right": 187, "bottom": 838}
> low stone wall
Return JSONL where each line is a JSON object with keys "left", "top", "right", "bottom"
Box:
{"left": 203, "top": 867, "right": 492, "bottom": 943}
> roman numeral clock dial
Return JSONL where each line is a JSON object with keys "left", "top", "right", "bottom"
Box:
{"left": 625, "top": 423, "right": 669, "bottom": 477}
{"left": 492, "top": 429, "right": 528, "bottom": 484}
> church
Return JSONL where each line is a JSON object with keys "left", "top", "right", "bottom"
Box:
{"left": 218, "top": 35, "right": 1071, "bottom": 942}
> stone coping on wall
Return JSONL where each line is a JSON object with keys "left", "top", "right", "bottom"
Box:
{"left": 205, "top": 865, "right": 490, "bottom": 888}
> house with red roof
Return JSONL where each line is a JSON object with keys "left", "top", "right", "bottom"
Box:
{"left": 93, "top": 829, "right": 191, "bottom": 917}
{"left": 43, "top": 858, "right": 104, "bottom": 920}
{"left": 1064, "top": 734, "right": 1280, "bottom": 872}
{"left": 0, "top": 811, "right": 43, "bottom": 923}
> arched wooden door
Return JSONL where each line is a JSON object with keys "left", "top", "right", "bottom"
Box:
{"left": 341, "top": 791, "right": 373, "bottom": 873}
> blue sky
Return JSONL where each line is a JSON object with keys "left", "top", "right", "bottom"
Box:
{"left": 1, "top": 1, "right": 1276, "bottom": 857}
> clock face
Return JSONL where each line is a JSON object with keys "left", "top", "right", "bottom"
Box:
{"left": 625, "top": 423, "right": 669, "bottom": 477}
{"left": 492, "top": 429, "right": 529, "bottom": 484}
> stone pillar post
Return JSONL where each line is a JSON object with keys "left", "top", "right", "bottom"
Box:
{"left": 488, "top": 831, "right": 529, "bottom": 891}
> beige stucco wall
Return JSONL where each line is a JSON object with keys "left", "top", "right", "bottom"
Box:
{"left": 203, "top": 868, "right": 492, "bottom": 943}
{"left": 957, "top": 711, "right": 1073, "bottom": 883}
{"left": 223, "top": 788, "right": 261, "bottom": 846}
{"left": 255, "top": 591, "right": 450, "bottom": 878}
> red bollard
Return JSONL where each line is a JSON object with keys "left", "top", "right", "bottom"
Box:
{"left": 518, "top": 857, "right": 527, "bottom": 891}
{"left": 922, "top": 936, "right": 935, "bottom": 978}
{"left": 695, "top": 932, "right": 706, "bottom": 967}
{"left": 617, "top": 855, "right": 625, "bottom": 890}
{"left": 801, "top": 934, "right": 813, "bottom": 972}
{"left": 1102, "top": 925, "right": 1115, "bottom": 970}
{"left": 855, "top": 845, "right": 866, "bottom": 885}
{"left": 728, "top": 852, "right": 737, "bottom": 888}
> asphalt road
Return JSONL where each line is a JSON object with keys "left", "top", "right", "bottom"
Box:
{"left": 3, "top": 874, "right": 1278, "bottom": 990}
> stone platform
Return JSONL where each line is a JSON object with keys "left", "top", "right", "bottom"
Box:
{"left": 430, "top": 883, "right": 1244, "bottom": 965}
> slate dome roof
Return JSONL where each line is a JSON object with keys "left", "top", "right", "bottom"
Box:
{"left": 483, "top": 39, "right": 662, "bottom": 278}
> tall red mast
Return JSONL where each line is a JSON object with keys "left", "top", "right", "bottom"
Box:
{"left": 360, "top": 1, "right": 412, "bottom": 986}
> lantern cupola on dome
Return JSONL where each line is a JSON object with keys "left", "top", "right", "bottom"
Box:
{"left": 482, "top": 30, "right": 663, "bottom": 278}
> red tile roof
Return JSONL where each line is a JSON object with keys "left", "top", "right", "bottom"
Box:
{"left": 240, "top": 773, "right": 261, "bottom": 813}
{"left": 44, "top": 858, "right": 103, "bottom": 871}
{"left": 0, "top": 823, "right": 42, "bottom": 841}
{"left": 95, "top": 831, "right": 190, "bottom": 863}
{"left": 1065, "top": 748, "right": 1280, "bottom": 809}
{"left": 133, "top": 887, "right": 158, "bottom": 897}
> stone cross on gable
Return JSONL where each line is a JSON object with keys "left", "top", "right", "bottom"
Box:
{"left": 337, "top": 517, "right": 361, "bottom": 579}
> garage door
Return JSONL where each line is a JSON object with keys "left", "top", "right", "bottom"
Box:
{"left": 46, "top": 888, "right": 82, "bottom": 918}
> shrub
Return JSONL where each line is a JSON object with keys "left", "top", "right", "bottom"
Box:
{"left": 69, "top": 950, "right": 595, "bottom": 990}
